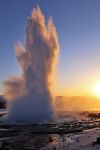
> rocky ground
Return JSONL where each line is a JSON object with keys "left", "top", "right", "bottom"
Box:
{"left": 0, "top": 111, "right": 100, "bottom": 150}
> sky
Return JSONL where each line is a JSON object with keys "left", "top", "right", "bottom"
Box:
{"left": 0, "top": 0, "right": 100, "bottom": 96}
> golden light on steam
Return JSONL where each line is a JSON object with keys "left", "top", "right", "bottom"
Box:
{"left": 92, "top": 82, "right": 100, "bottom": 97}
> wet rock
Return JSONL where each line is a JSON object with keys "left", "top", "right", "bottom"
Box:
{"left": 49, "top": 136, "right": 53, "bottom": 142}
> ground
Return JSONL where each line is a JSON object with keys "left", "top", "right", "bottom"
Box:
{"left": 0, "top": 110, "right": 100, "bottom": 150}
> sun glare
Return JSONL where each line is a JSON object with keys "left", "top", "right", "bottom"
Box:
{"left": 92, "top": 82, "right": 100, "bottom": 97}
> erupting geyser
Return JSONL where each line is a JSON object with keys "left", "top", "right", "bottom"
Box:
{"left": 2, "top": 7, "right": 59, "bottom": 123}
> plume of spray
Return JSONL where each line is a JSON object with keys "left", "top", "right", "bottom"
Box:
{"left": 2, "top": 6, "right": 59, "bottom": 123}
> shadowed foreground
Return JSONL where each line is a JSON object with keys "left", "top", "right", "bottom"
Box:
{"left": 0, "top": 111, "right": 100, "bottom": 150}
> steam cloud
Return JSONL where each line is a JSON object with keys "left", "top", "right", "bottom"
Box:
{"left": 3, "top": 7, "right": 59, "bottom": 123}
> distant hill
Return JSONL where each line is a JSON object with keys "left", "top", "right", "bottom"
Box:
{"left": 0, "top": 95, "right": 6, "bottom": 109}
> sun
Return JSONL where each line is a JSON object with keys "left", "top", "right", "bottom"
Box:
{"left": 92, "top": 82, "right": 100, "bottom": 97}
